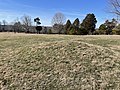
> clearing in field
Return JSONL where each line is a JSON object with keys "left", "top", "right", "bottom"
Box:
{"left": 0, "top": 33, "right": 120, "bottom": 90}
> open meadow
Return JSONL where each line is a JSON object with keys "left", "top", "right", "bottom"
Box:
{"left": 0, "top": 33, "right": 120, "bottom": 90}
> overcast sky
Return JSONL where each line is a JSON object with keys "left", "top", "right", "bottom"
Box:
{"left": 0, "top": 0, "right": 117, "bottom": 27}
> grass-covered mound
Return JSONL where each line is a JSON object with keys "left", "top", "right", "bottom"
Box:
{"left": 0, "top": 33, "right": 120, "bottom": 90}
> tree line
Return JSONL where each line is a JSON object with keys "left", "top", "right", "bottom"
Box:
{"left": 0, "top": 13, "right": 97, "bottom": 35}
{"left": 52, "top": 12, "right": 120, "bottom": 35}
{"left": 0, "top": 15, "right": 33, "bottom": 33}
{"left": 63, "top": 13, "right": 97, "bottom": 35}
{"left": 0, "top": 0, "right": 120, "bottom": 35}
{"left": 0, "top": 12, "right": 120, "bottom": 35}
{"left": 95, "top": 18, "right": 120, "bottom": 35}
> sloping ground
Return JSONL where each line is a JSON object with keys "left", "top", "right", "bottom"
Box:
{"left": 0, "top": 33, "right": 120, "bottom": 90}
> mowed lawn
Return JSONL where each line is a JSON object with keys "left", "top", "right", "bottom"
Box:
{"left": 0, "top": 32, "right": 120, "bottom": 90}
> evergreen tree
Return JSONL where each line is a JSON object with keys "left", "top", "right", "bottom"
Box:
{"left": 112, "top": 24, "right": 120, "bottom": 35}
{"left": 104, "top": 19, "right": 117, "bottom": 35}
{"left": 68, "top": 25, "right": 76, "bottom": 35}
{"left": 72, "top": 18, "right": 80, "bottom": 34}
{"left": 34, "top": 17, "right": 41, "bottom": 26}
{"left": 98, "top": 24, "right": 107, "bottom": 34}
{"left": 65, "top": 20, "right": 71, "bottom": 34}
{"left": 34, "top": 17, "right": 42, "bottom": 34}
{"left": 73, "top": 18, "right": 80, "bottom": 27}
{"left": 81, "top": 13, "right": 97, "bottom": 35}
{"left": 67, "top": 18, "right": 80, "bottom": 35}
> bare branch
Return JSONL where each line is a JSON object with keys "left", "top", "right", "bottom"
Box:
{"left": 21, "top": 15, "right": 32, "bottom": 32}
{"left": 51, "top": 12, "right": 66, "bottom": 25}
{"left": 109, "top": 0, "right": 120, "bottom": 16}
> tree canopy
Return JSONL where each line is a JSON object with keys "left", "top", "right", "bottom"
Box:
{"left": 81, "top": 13, "right": 97, "bottom": 35}
{"left": 51, "top": 12, "right": 66, "bottom": 25}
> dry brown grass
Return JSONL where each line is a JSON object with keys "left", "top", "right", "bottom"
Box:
{"left": 0, "top": 32, "right": 120, "bottom": 90}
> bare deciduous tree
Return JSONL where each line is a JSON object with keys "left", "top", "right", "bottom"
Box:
{"left": 21, "top": 15, "right": 32, "bottom": 33}
{"left": 52, "top": 12, "right": 66, "bottom": 34}
{"left": 12, "top": 18, "right": 22, "bottom": 33}
{"left": 2, "top": 20, "right": 8, "bottom": 31}
{"left": 2, "top": 20, "right": 7, "bottom": 26}
{"left": 13, "top": 21, "right": 22, "bottom": 33}
{"left": 51, "top": 12, "right": 66, "bottom": 25}
{"left": 109, "top": 0, "right": 120, "bottom": 16}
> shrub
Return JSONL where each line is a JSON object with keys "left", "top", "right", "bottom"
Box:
{"left": 112, "top": 29, "right": 120, "bottom": 35}
{"left": 48, "top": 29, "right": 52, "bottom": 34}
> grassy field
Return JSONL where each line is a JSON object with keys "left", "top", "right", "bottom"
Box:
{"left": 0, "top": 32, "right": 120, "bottom": 90}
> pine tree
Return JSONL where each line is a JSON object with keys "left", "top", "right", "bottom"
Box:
{"left": 73, "top": 18, "right": 80, "bottom": 34}
{"left": 73, "top": 18, "right": 80, "bottom": 27}
{"left": 81, "top": 13, "right": 97, "bottom": 35}
{"left": 65, "top": 19, "right": 71, "bottom": 34}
